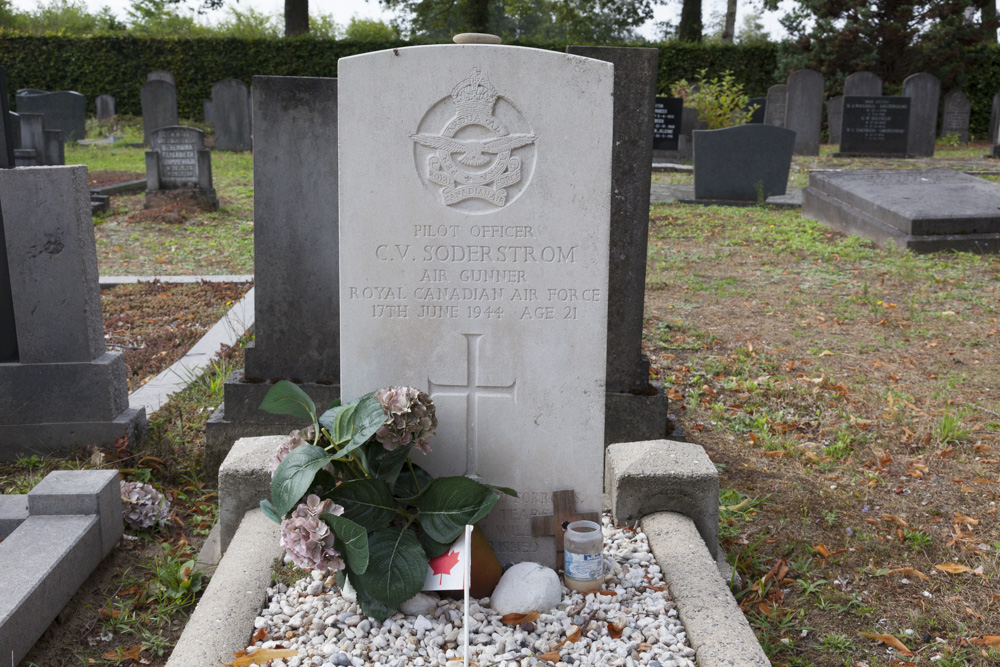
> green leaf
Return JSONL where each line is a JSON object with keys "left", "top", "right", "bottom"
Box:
{"left": 409, "top": 476, "right": 500, "bottom": 544}
{"left": 335, "top": 569, "right": 346, "bottom": 590}
{"left": 487, "top": 485, "right": 518, "bottom": 498}
{"left": 259, "top": 380, "right": 317, "bottom": 423}
{"left": 367, "top": 441, "right": 413, "bottom": 490}
{"left": 260, "top": 498, "right": 282, "bottom": 523}
{"left": 351, "top": 573, "right": 396, "bottom": 622}
{"left": 352, "top": 526, "right": 427, "bottom": 611}
{"left": 323, "top": 513, "right": 369, "bottom": 575}
{"left": 328, "top": 478, "right": 396, "bottom": 530}
{"left": 417, "top": 528, "right": 451, "bottom": 559}
{"left": 393, "top": 462, "right": 434, "bottom": 499}
{"left": 330, "top": 391, "right": 385, "bottom": 460}
{"left": 270, "top": 445, "right": 331, "bottom": 518}
{"left": 318, "top": 405, "right": 347, "bottom": 441}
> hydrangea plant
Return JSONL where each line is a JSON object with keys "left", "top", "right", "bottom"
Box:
{"left": 260, "top": 381, "right": 515, "bottom": 621}
{"left": 120, "top": 480, "right": 171, "bottom": 530}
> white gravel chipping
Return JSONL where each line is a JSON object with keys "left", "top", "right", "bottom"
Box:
{"left": 245, "top": 514, "right": 696, "bottom": 667}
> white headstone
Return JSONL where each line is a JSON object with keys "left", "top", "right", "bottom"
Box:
{"left": 339, "top": 45, "right": 613, "bottom": 568}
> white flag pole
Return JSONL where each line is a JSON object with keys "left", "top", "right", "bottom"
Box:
{"left": 464, "top": 524, "right": 473, "bottom": 666}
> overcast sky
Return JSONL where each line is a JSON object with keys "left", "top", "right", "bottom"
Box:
{"left": 10, "top": 0, "right": 792, "bottom": 41}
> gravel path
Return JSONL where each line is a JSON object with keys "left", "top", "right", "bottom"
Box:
{"left": 245, "top": 516, "right": 696, "bottom": 667}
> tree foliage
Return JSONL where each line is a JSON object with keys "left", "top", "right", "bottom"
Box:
{"left": 779, "top": 0, "right": 998, "bottom": 92}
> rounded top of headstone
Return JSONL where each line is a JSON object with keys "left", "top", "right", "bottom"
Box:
{"left": 453, "top": 33, "right": 501, "bottom": 44}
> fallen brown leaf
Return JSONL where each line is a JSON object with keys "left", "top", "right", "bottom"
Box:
{"left": 814, "top": 543, "right": 831, "bottom": 558}
{"left": 886, "top": 567, "right": 929, "bottom": 581}
{"left": 607, "top": 622, "right": 624, "bottom": 639}
{"left": 537, "top": 651, "right": 561, "bottom": 663}
{"left": 858, "top": 632, "right": 913, "bottom": 656}
{"left": 501, "top": 610, "right": 540, "bottom": 625}
{"left": 228, "top": 649, "right": 298, "bottom": 666}
{"left": 936, "top": 563, "right": 972, "bottom": 574}
{"left": 103, "top": 645, "right": 143, "bottom": 661}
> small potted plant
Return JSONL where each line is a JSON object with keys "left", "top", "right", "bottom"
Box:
{"left": 259, "top": 381, "right": 515, "bottom": 620}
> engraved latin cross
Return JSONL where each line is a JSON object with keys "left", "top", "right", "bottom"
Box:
{"left": 428, "top": 333, "right": 516, "bottom": 478}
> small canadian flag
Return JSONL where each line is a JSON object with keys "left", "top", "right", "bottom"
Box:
{"left": 422, "top": 524, "right": 472, "bottom": 591}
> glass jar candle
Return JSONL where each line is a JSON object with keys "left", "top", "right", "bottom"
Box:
{"left": 563, "top": 520, "right": 604, "bottom": 593}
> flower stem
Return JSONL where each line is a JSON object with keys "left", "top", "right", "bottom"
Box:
{"left": 407, "top": 459, "right": 422, "bottom": 494}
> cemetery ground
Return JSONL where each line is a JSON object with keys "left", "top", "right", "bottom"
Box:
{"left": 2, "top": 134, "right": 999, "bottom": 666}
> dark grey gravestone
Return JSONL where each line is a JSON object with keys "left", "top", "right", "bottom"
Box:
{"left": 991, "top": 92, "right": 1000, "bottom": 144}
{"left": 0, "top": 68, "right": 17, "bottom": 363}
{"left": 827, "top": 96, "right": 844, "bottom": 145}
{"left": 210, "top": 78, "right": 252, "bottom": 152}
{"left": 15, "top": 90, "right": 86, "bottom": 143}
{"left": 17, "top": 113, "right": 44, "bottom": 166}
{"left": 786, "top": 69, "right": 823, "bottom": 155}
{"left": 140, "top": 79, "right": 178, "bottom": 146}
{"left": 693, "top": 124, "right": 795, "bottom": 201}
{"left": 0, "top": 165, "right": 146, "bottom": 458}
{"left": 42, "top": 129, "right": 64, "bottom": 166}
{"left": 903, "top": 73, "right": 940, "bottom": 157}
{"left": 840, "top": 97, "right": 910, "bottom": 156}
{"left": 145, "top": 126, "right": 216, "bottom": 206}
{"left": 203, "top": 98, "right": 213, "bottom": 124}
{"left": 746, "top": 97, "right": 766, "bottom": 124}
{"left": 17, "top": 88, "right": 46, "bottom": 96}
{"left": 652, "top": 96, "right": 682, "bottom": 151}
{"left": 940, "top": 89, "right": 970, "bottom": 143}
{"left": 843, "top": 71, "right": 882, "bottom": 97}
{"left": 803, "top": 169, "right": 1000, "bottom": 252}
{"left": 95, "top": 94, "right": 115, "bottom": 121}
{"left": 567, "top": 45, "right": 674, "bottom": 444}
{"left": 763, "top": 84, "right": 787, "bottom": 127}
{"left": 204, "top": 76, "right": 342, "bottom": 476}
{"left": 147, "top": 70, "right": 174, "bottom": 85}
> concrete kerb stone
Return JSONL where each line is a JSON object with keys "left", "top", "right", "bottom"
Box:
{"left": 643, "top": 512, "right": 770, "bottom": 667}
{"left": 0, "top": 494, "right": 28, "bottom": 539}
{"left": 218, "top": 435, "right": 283, "bottom": 553}
{"left": 606, "top": 439, "right": 719, "bottom": 559}
{"left": 28, "top": 468, "right": 123, "bottom": 556}
{"left": 99, "top": 274, "right": 253, "bottom": 288}
{"left": 166, "top": 509, "right": 283, "bottom": 667}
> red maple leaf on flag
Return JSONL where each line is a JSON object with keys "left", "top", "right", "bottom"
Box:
{"left": 429, "top": 549, "right": 461, "bottom": 586}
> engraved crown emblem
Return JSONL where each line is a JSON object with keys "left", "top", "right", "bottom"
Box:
{"left": 450, "top": 68, "right": 498, "bottom": 117}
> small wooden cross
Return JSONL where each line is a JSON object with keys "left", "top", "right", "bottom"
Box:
{"left": 530, "top": 489, "right": 600, "bottom": 567}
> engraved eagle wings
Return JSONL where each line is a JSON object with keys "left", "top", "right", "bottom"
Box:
{"left": 411, "top": 133, "right": 537, "bottom": 167}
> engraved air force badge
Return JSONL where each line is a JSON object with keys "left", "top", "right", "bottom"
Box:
{"left": 412, "top": 69, "right": 537, "bottom": 213}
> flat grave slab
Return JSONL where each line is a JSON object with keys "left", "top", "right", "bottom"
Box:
{"left": 803, "top": 169, "right": 1000, "bottom": 253}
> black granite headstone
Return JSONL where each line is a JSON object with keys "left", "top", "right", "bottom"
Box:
{"left": 746, "top": 97, "right": 766, "bottom": 124}
{"left": 653, "top": 97, "right": 682, "bottom": 151}
{"left": 840, "top": 96, "right": 910, "bottom": 155}
{"left": 0, "top": 66, "right": 17, "bottom": 363}
{"left": 693, "top": 124, "right": 795, "bottom": 201}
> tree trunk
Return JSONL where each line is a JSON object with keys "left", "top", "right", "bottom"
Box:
{"left": 722, "top": 0, "right": 736, "bottom": 43}
{"left": 982, "top": 0, "right": 998, "bottom": 44}
{"left": 285, "top": 0, "right": 309, "bottom": 37}
{"left": 678, "top": 0, "right": 702, "bottom": 42}
{"left": 462, "top": 0, "right": 491, "bottom": 34}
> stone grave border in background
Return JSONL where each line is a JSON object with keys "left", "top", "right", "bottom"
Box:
{"left": 145, "top": 125, "right": 217, "bottom": 208}
{"left": 940, "top": 89, "right": 971, "bottom": 143}
{"left": 903, "top": 73, "right": 940, "bottom": 157}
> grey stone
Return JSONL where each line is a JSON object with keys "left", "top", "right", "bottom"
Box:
{"left": 940, "top": 89, "right": 970, "bottom": 143}
{"left": 0, "top": 353, "right": 128, "bottom": 423}
{"left": 28, "top": 469, "right": 123, "bottom": 556}
{"left": 642, "top": 512, "right": 769, "bottom": 666}
{"left": 203, "top": 98, "right": 213, "bottom": 124}
{"left": 96, "top": 94, "right": 115, "bottom": 121}
{"left": 786, "top": 69, "right": 823, "bottom": 155}
{"left": 42, "top": 128, "right": 64, "bottom": 165}
{"left": 843, "top": 70, "right": 882, "bottom": 97}
{"left": 0, "top": 411, "right": 145, "bottom": 461}
{"left": 0, "top": 495, "right": 28, "bottom": 539}
{"left": 18, "top": 112, "right": 44, "bottom": 162}
{"left": 140, "top": 79, "right": 178, "bottom": 145}
{"left": 903, "top": 73, "right": 940, "bottom": 157}
{"left": 489, "top": 562, "right": 562, "bottom": 615}
{"left": 399, "top": 592, "right": 441, "bottom": 616}
{"left": 211, "top": 78, "right": 252, "bottom": 151}
{"left": 763, "top": 84, "right": 786, "bottom": 127}
{"left": 166, "top": 509, "right": 283, "bottom": 667}
{"left": 147, "top": 70, "right": 175, "bottom": 84}
{"left": 606, "top": 440, "right": 719, "bottom": 559}
{"left": 566, "top": 45, "right": 671, "bottom": 443}
{"left": 692, "top": 124, "right": 795, "bottom": 202}
{"left": 990, "top": 92, "right": 1000, "bottom": 143}
{"left": 803, "top": 169, "right": 1000, "bottom": 252}
{"left": 217, "top": 435, "right": 283, "bottom": 553}
{"left": 8, "top": 111, "right": 19, "bottom": 151}
{"left": 146, "top": 125, "right": 217, "bottom": 206}
{"left": 16, "top": 90, "right": 86, "bottom": 142}
{"left": 827, "top": 95, "right": 844, "bottom": 145}
{"left": 0, "top": 71, "right": 15, "bottom": 363}
{"left": 840, "top": 97, "right": 910, "bottom": 156}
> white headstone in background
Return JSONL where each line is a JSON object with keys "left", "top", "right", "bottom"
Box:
{"left": 339, "top": 45, "right": 613, "bottom": 568}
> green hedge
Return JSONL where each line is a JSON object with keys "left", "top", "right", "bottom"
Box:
{"left": 0, "top": 35, "right": 996, "bottom": 137}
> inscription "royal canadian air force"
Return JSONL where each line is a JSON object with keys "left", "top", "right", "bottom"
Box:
{"left": 412, "top": 69, "right": 535, "bottom": 210}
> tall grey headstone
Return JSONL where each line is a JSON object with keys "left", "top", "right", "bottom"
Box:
{"left": 843, "top": 71, "right": 882, "bottom": 97}
{"left": 340, "top": 46, "right": 613, "bottom": 568}
{"left": 763, "top": 84, "right": 787, "bottom": 127}
{"left": 827, "top": 95, "right": 844, "bottom": 145}
{"left": 205, "top": 76, "right": 341, "bottom": 475}
{"left": 210, "top": 78, "right": 252, "bottom": 152}
{"left": 0, "top": 166, "right": 146, "bottom": 458}
{"left": 693, "top": 124, "right": 795, "bottom": 201}
{"left": 786, "top": 69, "right": 824, "bottom": 155}
{"left": 15, "top": 90, "right": 86, "bottom": 142}
{"left": 95, "top": 94, "right": 115, "bottom": 121}
{"left": 203, "top": 98, "right": 213, "bottom": 124}
{"left": 566, "top": 45, "right": 672, "bottom": 444}
{"left": 147, "top": 70, "right": 175, "bottom": 85}
{"left": 42, "top": 129, "right": 64, "bottom": 166}
{"left": 16, "top": 113, "right": 44, "bottom": 166}
{"left": 903, "top": 73, "right": 940, "bottom": 156}
{"left": 991, "top": 92, "right": 1000, "bottom": 144}
{"left": 0, "top": 67, "right": 17, "bottom": 363}
{"left": 140, "top": 79, "right": 178, "bottom": 145}
{"left": 940, "top": 89, "right": 970, "bottom": 143}
{"left": 145, "top": 126, "right": 216, "bottom": 207}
